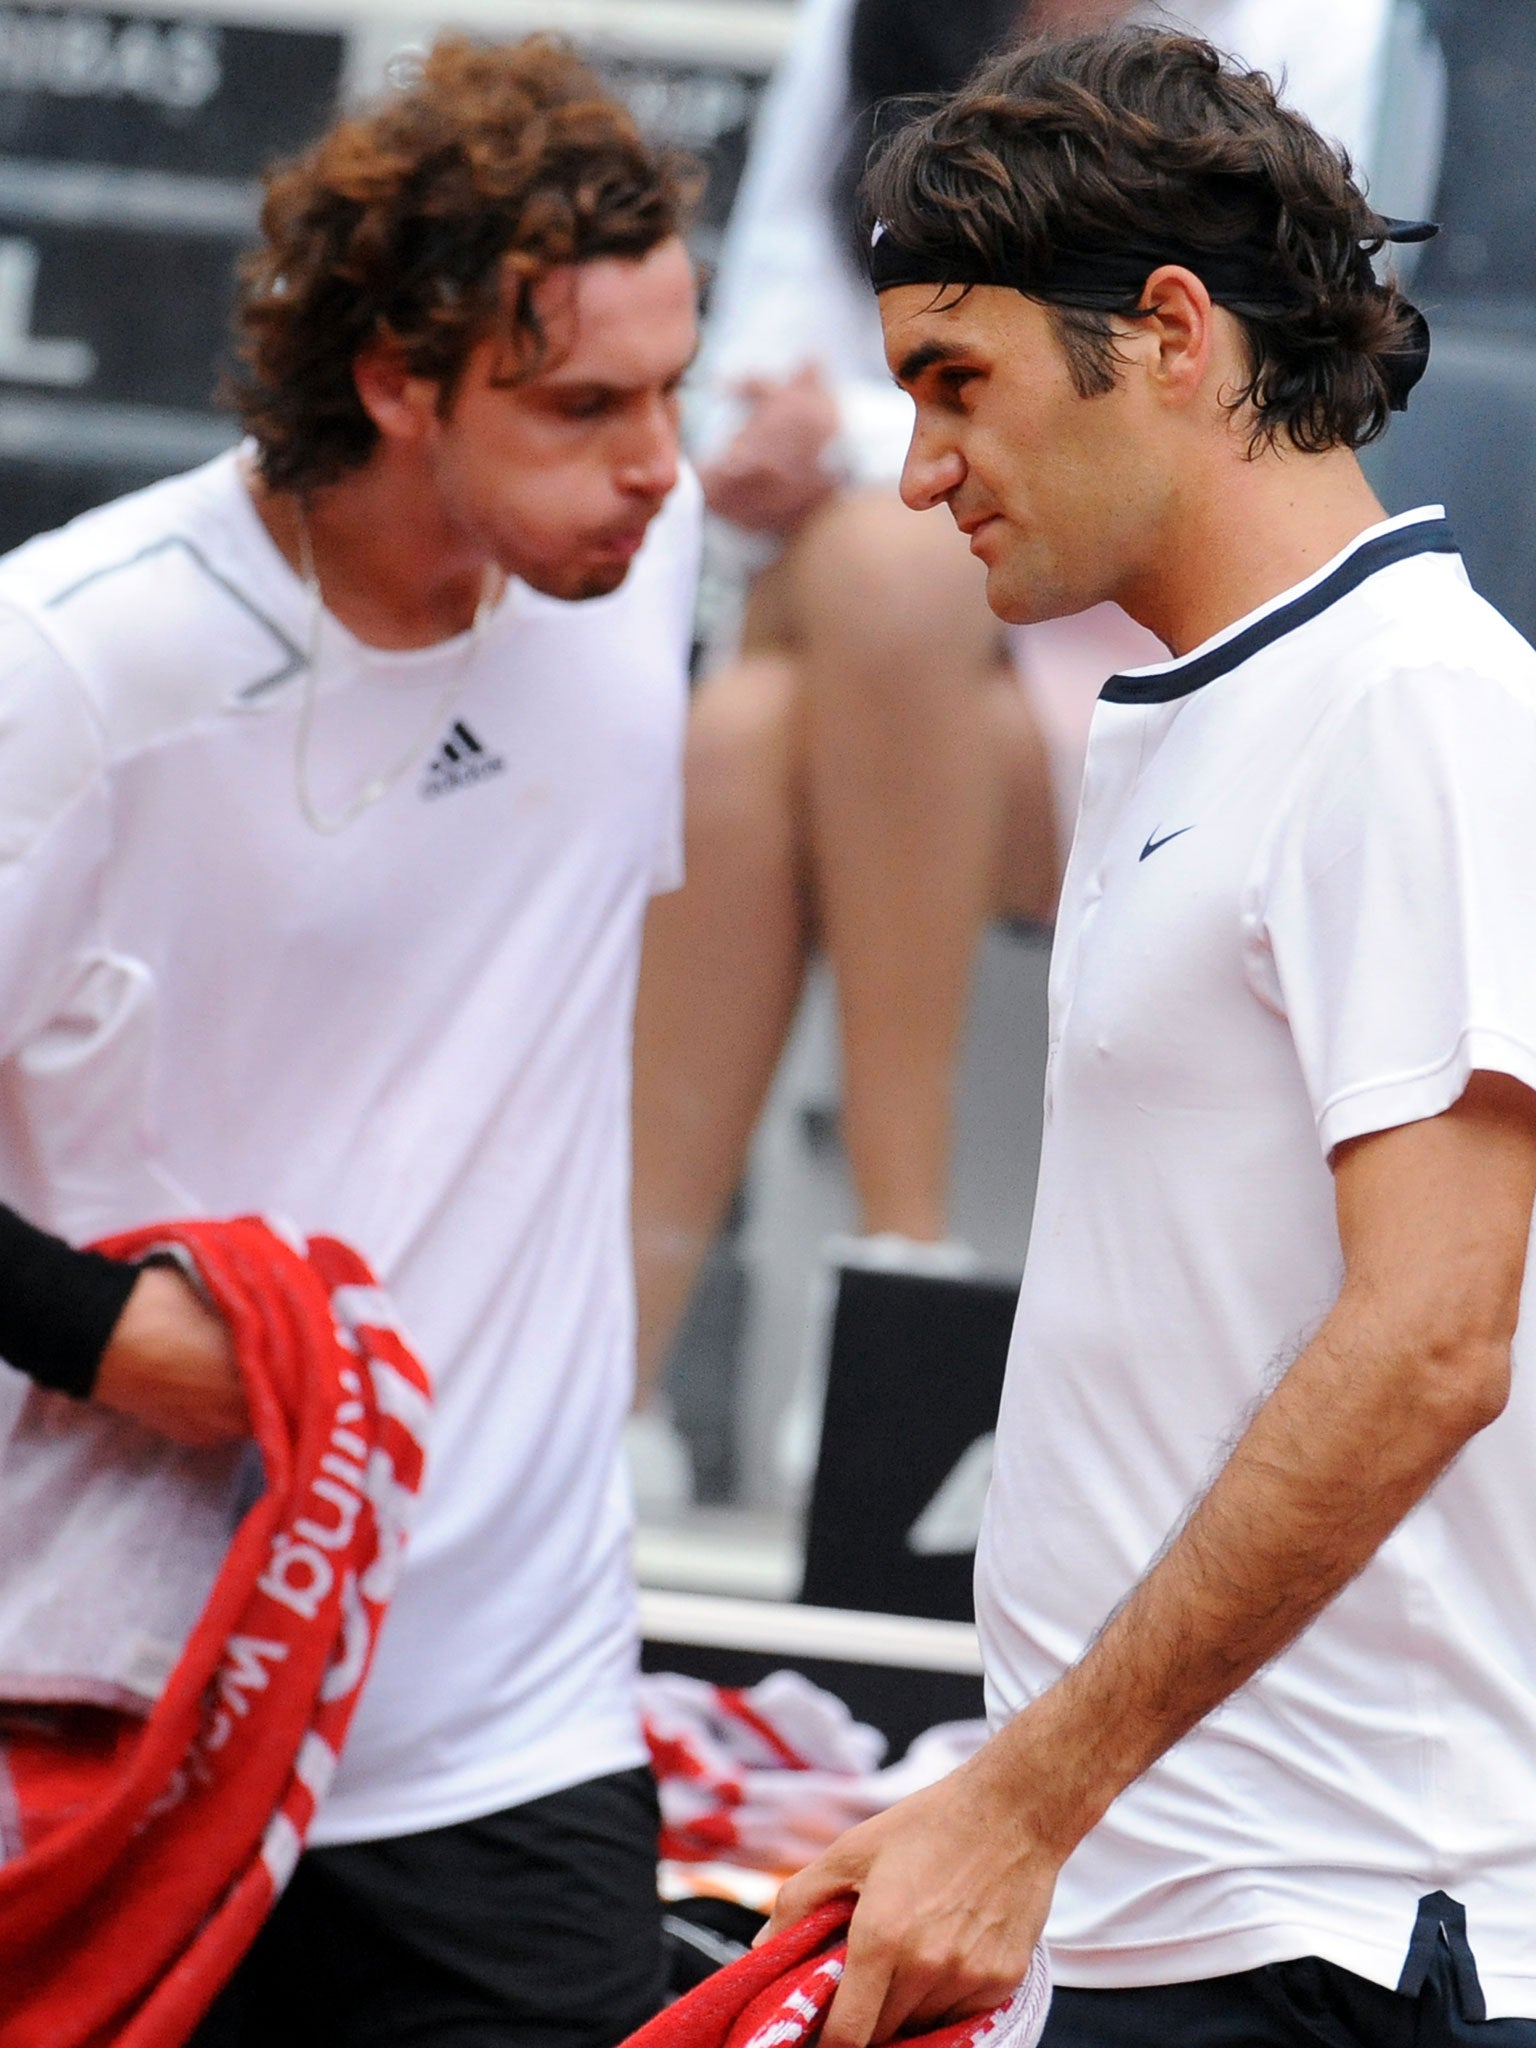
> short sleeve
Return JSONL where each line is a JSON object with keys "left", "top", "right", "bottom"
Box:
{"left": 652, "top": 794, "right": 685, "bottom": 896}
{"left": 1247, "top": 662, "right": 1536, "bottom": 1156}
{"left": 648, "top": 470, "right": 701, "bottom": 898}
{"left": 0, "top": 607, "right": 110, "bottom": 1059}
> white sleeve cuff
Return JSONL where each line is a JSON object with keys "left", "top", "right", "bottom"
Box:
{"left": 1316, "top": 1027, "right": 1536, "bottom": 1155}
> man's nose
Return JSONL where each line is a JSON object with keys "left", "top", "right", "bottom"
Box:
{"left": 900, "top": 433, "right": 964, "bottom": 514}
{"left": 618, "top": 396, "right": 681, "bottom": 500}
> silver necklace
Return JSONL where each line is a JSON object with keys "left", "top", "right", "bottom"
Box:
{"left": 293, "top": 499, "right": 499, "bottom": 835}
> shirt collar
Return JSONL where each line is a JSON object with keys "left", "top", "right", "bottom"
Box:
{"left": 1101, "top": 508, "right": 1459, "bottom": 707}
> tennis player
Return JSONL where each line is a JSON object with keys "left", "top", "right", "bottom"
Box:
{"left": 0, "top": 37, "right": 698, "bottom": 2045}
{"left": 766, "top": 28, "right": 1536, "bottom": 2048}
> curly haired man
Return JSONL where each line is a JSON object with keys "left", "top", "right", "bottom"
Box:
{"left": 0, "top": 38, "right": 698, "bottom": 2045}
{"left": 764, "top": 29, "right": 1536, "bottom": 2048}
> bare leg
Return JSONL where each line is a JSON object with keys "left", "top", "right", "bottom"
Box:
{"left": 632, "top": 652, "right": 811, "bottom": 1401}
{"left": 631, "top": 501, "right": 1062, "bottom": 1393}
{"left": 783, "top": 493, "right": 1057, "bottom": 1240}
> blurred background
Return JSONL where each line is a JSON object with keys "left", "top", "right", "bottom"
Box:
{"left": 2, "top": 0, "right": 1529, "bottom": 1668}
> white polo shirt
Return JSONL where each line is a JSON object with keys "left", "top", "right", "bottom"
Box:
{"left": 976, "top": 508, "right": 1536, "bottom": 2017}
{"left": 0, "top": 447, "right": 698, "bottom": 1843}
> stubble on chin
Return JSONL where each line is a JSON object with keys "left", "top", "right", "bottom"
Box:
{"left": 985, "top": 541, "right": 1084, "bottom": 629}
{"left": 519, "top": 557, "right": 633, "bottom": 604}
{"left": 982, "top": 563, "right": 1050, "bottom": 628}
{"left": 571, "top": 562, "right": 631, "bottom": 601}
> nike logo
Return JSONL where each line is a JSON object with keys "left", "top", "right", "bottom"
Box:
{"left": 1140, "top": 825, "right": 1193, "bottom": 861}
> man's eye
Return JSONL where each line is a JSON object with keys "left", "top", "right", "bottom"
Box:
{"left": 559, "top": 393, "right": 613, "bottom": 420}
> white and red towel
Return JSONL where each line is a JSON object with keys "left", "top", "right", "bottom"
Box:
{"left": 625, "top": 1897, "right": 1051, "bottom": 2048}
{"left": 0, "top": 1217, "right": 432, "bottom": 2048}
{"left": 642, "top": 1670, "right": 988, "bottom": 1875}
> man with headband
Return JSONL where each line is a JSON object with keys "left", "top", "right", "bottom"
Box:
{"left": 765, "top": 27, "right": 1536, "bottom": 2048}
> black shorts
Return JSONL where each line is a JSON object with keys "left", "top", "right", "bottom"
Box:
{"left": 1041, "top": 1948, "right": 1536, "bottom": 2048}
{"left": 193, "top": 1764, "right": 665, "bottom": 2048}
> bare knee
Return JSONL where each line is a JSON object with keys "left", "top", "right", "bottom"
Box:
{"left": 784, "top": 490, "right": 998, "bottom": 672}
{"left": 684, "top": 654, "right": 801, "bottom": 843}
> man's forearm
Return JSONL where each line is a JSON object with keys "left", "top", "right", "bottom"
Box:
{"left": 0, "top": 1201, "right": 245, "bottom": 1442}
{"left": 987, "top": 1301, "right": 1509, "bottom": 1854}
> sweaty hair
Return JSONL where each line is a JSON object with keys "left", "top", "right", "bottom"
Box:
{"left": 863, "top": 29, "right": 1420, "bottom": 452}
{"left": 232, "top": 36, "right": 698, "bottom": 493}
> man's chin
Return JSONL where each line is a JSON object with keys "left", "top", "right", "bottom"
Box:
{"left": 518, "top": 556, "right": 635, "bottom": 604}
{"left": 572, "top": 559, "right": 635, "bottom": 600}
{"left": 984, "top": 561, "right": 1089, "bottom": 629}
{"left": 982, "top": 567, "right": 1045, "bottom": 627}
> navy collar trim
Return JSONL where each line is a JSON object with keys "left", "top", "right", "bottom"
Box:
{"left": 1101, "top": 516, "right": 1460, "bottom": 706}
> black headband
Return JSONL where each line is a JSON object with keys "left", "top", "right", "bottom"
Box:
{"left": 869, "top": 215, "right": 1437, "bottom": 411}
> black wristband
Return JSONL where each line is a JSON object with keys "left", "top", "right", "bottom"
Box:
{"left": 0, "top": 1202, "right": 141, "bottom": 1400}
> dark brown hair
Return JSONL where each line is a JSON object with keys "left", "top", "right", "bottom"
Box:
{"left": 231, "top": 35, "right": 698, "bottom": 492}
{"left": 864, "top": 29, "right": 1419, "bottom": 451}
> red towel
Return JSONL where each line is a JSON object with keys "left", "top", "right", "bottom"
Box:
{"left": 642, "top": 1670, "right": 986, "bottom": 1876}
{"left": 0, "top": 1217, "right": 433, "bottom": 2048}
{"left": 627, "top": 1899, "right": 1051, "bottom": 2048}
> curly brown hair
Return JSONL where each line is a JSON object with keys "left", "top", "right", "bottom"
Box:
{"left": 231, "top": 35, "right": 699, "bottom": 493}
{"left": 863, "top": 29, "right": 1421, "bottom": 452}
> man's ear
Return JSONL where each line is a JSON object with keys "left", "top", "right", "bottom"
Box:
{"left": 1135, "top": 264, "right": 1215, "bottom": 411}
{"left": 353, "top": 337, "right": 441, "bottom": 446}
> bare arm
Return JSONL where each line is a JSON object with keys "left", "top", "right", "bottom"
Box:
{"left": 700, "top": 365, "right": 841, "bottom": 534}
{"left": 767, "top": 1071, "right": 1536, "bottom": 2046}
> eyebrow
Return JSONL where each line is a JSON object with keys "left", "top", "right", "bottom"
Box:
{"left": 893, "top": 339, "right": 970, "bottom": 387}
{"left": 541, "top": 342, "right": 700, "bottom": 397}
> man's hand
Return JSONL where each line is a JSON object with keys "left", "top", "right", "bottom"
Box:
{"left": 761, "top": 1742, "right": 1062, "bottom": 2048}
{"left": 93, "top": 1263, "right": 248, "bottom": 1447}
{"left": 701, "top": 364, "right": 841, "bottom": 534}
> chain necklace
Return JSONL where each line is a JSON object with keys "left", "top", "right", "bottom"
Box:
{"left": 293, "top": 499, "right": 499, "bottom": 835}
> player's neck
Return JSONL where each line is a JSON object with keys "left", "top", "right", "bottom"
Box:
{"left": 1124, "top": 443, "right": 1388, "bottom": 659}
{"left": 247, "top": 454, "right": 498, "bottom": 652}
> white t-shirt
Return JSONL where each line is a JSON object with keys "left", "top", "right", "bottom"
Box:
{"left": 976, "top": 508, "right": 1536, "bottom": 2017}
{"left": 0, "top": 447, "right": 699, "bottom": 1844}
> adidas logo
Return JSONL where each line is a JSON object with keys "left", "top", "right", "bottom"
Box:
{"left": 419, "top": 720, "right": 506, "bottom": 801}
